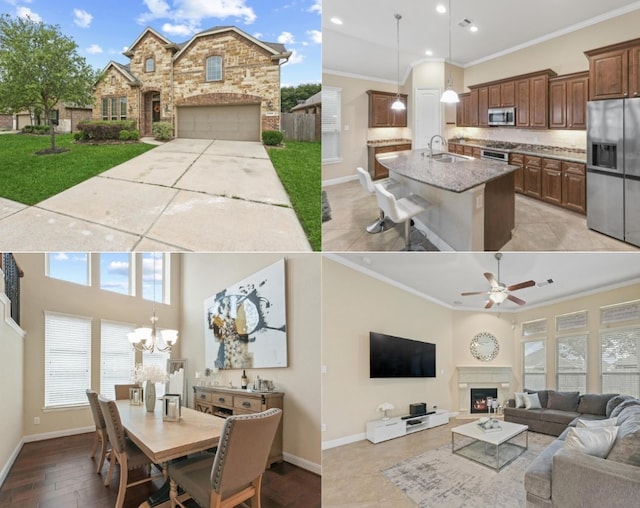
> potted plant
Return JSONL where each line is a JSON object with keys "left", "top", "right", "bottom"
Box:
{"left": 132, "top": 363, "right": 168, "bottom": 412}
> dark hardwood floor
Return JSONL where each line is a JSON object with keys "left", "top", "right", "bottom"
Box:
{"left": 0, "top": 433, "right": 320, "bottom": 508}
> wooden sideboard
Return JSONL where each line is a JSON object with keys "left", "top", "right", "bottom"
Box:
{"left": 193, "top": 386, "right": 284, "bottom": 466}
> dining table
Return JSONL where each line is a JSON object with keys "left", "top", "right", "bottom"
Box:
{"left": 115, "top": 399, "right": 226, "bottom": 507}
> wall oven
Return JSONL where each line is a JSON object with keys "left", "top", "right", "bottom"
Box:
{"left": 488, "top": 107, "right": 515, "bottom": 126}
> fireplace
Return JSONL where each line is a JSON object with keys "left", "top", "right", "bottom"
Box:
{"left": 470, "top": 388, "right": 498, "bottom": 414}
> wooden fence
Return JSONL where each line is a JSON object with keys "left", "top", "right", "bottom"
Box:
{"left": 281, "top": 113, "right": 320, "bottom": 142}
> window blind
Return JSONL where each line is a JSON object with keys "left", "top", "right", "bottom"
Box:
{"left": 44, "top": 312, "right": 92, "bottom": 408}
{"left": 143, "top": 348, "right": 169, "bottom": 398}
{"left": 322, "top": 87, "right": 341, "bottom": 163}
{"left": 601, "top": 326, "right": 640, "bottom": 398}
{"left": 557, "top": 333, "right": 588, "bottom": 392}
{"left": 100, "top": 320, "right": 136, "bottom": 399}
{"left": 523, "top": 339, "right": 546, "bottom": 390}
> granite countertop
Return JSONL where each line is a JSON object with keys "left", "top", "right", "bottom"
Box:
{"left": 449, "top": 138, "right": 586, "bottom": 164}
{"left": 367, "top": 138, "right": 412, "bottom": 147}
{"left": 376, "top": 149, "right": 519, "bottom": 193}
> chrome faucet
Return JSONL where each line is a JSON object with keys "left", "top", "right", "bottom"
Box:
{"left": 428, "top": 135, "right": 447, "bottom": 158}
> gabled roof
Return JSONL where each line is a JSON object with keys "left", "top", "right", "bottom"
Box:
{"left": 123, "top": 27, "right": 172, "bottom": 57}
{"left": 97, "top": 61, "right": 139, "bottom": 85}
{"left": 290, "top": 91, "right": 322, "bottom": 112}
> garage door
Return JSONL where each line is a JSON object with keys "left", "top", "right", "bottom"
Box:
{"left": 177, "top": 104, "right": 260, "bottom": 141}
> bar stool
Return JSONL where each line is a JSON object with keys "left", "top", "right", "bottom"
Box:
{"left": 355, "top": 167, "right": 403, "bottom": 234}
{"left": 373, "top": 183, "right": 432, "bottom": 251}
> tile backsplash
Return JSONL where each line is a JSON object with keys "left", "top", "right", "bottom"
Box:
{"left": 446, "top": 126, "right": 586, "bottom": 151}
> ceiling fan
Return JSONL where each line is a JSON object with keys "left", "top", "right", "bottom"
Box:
{"left": 460, "top": 253, "right": 546, "bottom": 309}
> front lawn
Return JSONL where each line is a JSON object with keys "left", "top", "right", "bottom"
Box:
{"left": 0, "top": 133, "right": 155, "bottom": 205}
{"left": 267, "top": 141, "right": 321, "bottom": 251}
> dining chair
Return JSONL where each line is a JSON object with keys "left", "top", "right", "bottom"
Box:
{"left": 85, "top": 389, "right": 110, "bottom": 474}
{"left": 98, "top": 395, "right": 161, "bottom": 508}
{"left": 168, "top": 408, "right": 282, "bottom": 508}
{"left": 114, "top": 383, "right": 139, "bottom": 400}
{"left": 373, "top": 182, "right": 432, "bottom": 251}
{"left": 356, "top": 166, "right": 404, "bottom": 234}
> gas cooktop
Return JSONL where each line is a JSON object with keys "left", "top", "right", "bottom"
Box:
{"left": 484, "top": 141, "right": 520, "bottom": 150}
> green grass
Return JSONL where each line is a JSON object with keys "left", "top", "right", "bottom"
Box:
{"left": 0, "top": 133, "right": 156, "bottom": 205}
{"left": 267, "top": 141, "right": 321, "bottom": 251}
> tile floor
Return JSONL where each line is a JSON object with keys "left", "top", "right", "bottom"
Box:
{"left": 322, "top": 180, "right": 639, "bottom": 252}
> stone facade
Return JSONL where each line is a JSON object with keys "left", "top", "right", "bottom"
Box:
{"left": 92, "top": 27, "right": 288, "bottom": 137}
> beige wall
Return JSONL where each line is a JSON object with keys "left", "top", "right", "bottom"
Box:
{"left": 15, "top": 253, "right": 181, "bottom": 438}
{"left": 0, "top": 285, "right": 24, "bottom": 484}
{"left": 179, "top": 253, "right": 321, "bottom": 470}
{"left": 321, "top": 258, "right": 454, "bottom": 444}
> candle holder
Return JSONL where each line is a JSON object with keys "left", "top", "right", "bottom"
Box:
{"left": 162, "top": 394, "right": 181, "bottom": 422}
{"left": 129, "top": 387, "right": 143, "bottom": 406}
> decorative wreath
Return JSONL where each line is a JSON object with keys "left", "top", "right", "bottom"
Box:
{"left": 154, "top": 105, "right": 160, "bottom": 113}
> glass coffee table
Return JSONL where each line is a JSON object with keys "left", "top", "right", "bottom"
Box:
{"left": 451, "top": 420, "right": 528, "bottom": 471}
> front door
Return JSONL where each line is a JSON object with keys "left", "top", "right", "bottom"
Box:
{"left": 152, "top": 96, "right": 161, "bottom": 123}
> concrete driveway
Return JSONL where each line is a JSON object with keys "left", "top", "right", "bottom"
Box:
{"left": 0, "top": 139, "right": 310, "bottom": 251}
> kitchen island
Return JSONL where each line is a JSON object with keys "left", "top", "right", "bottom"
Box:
{"left": 376, "top": 150, "right": 519, "bottom": 251}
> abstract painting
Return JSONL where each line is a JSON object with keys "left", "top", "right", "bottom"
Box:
{"left": 204, "top": 259, "right": 287, "bottom": 369}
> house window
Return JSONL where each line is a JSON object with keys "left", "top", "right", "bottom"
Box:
{"left": 50, "top": 109, "right": 59, "bottom": 126}
{"left": 601, "top": 326, "right": 640, "bottom": 398}
{"left": 322, "top": 87, "right": 341, "bottom": 163}
{"left": 100, "top": 253, "right": 133, "bottom": 296}
{"left": 111, "top": 98, "right": 118, "bottom": 120}
{"left": 102, "top": 98, "right": 108, "bottom": 120}
{"left": 111, "top": 76, "right": 116, "bottom": 86}
{"left": 47, "top": 252, "right": 90, "bottom": 286}
{"left": 146, "top": 57, "right": 155, "bottom": 73}
{"left": 142, "top": 252, "right": 168, "bottom": 304}
{"left": 44, "top": 311, "right": 92, "bottom": 409}
{"left": 523, "top": 339, "right": 546, "bottom": 390}
{"left": 120, "top": 97, "right": 127, "bottom": 120}
{"left": 100, "top": 320, "right": 136, "bottom": 400}
{"left": 205, "top": 55, "right": 222, "bottom": 81}
{"left": 557, "top": 333, "right": 588, "bottom": 393}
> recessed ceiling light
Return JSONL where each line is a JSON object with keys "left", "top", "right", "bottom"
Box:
{"left": 425, "top": 49, "right": 433, "bottom": 56}
{"left": 470, "top": 25, "right": 479, "bottom": 33}
{"left": 436, "top": 5, "right": 446, "bottom": 14}
{"left": 453, "top": 300, "right": 463, "bottom": 306}
{"left": 330, "top": 17, "right": 343, "bottom": 25}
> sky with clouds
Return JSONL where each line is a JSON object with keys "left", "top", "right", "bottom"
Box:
{"left": 1, "top": 0, "right": 321, "bottom": 86}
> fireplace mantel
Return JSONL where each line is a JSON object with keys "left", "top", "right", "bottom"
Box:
{"left": 456, "top": 366, "right": 513, "bottom": 417}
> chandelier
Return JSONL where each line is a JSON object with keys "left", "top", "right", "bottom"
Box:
{"left": 128, "top": 254, "right": 178, "bottom": 352}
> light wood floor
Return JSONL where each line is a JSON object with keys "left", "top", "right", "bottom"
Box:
{"left": 0, "top": 433, "right": 320, "bottom": 508}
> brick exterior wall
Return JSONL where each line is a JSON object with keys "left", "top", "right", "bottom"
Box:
{"left": 0, "top": 114, "right": 12, "bottom": 129}
{"left": 92, "top": 28, "right": 283, "bottom": 137}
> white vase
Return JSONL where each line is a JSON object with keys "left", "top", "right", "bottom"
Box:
{"left": 145, "top": 381, "right": 156, "bottom": 412}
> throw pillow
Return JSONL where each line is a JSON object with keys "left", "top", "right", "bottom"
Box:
{"left": 514, "top": 392, "right": 527, "bottom": 408}
{"left": 610, "top": 398, "right": 640, "bottom": 419}
{"left": 525, "top": 389, "right": 550, "bottom": 408}
{"left": 576, "top": 417, "right": 618, "bottom": 427}
{"left": 606, "top": 395, "right": 634, "bottom": 418}
{"left": 524, "top": 392, "right": 542, "bottom": 409}
{"left": 547, "top": 391, "right": 580, "bottom": 412}
{"left": 577, "top": 393, "right": 618, "bottom": 416}
{"left": 563, "top": 427, "right": 619, "bottom": 458}
{"left": 607, "top": 429, "right": 640, "bottom": 467}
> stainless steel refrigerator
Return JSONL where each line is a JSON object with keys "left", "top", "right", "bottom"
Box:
{"left": 587, "top": 98, "right": 640, "bottom": 247}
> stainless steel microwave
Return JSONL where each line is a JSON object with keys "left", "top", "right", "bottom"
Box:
{"left": 488, "top": 107, "right": 515, "bottom": 126}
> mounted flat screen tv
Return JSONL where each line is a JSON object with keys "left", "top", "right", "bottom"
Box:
{"left": 370, "top": 332, "right": 436, "bottom": 378}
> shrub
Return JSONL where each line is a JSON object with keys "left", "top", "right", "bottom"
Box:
{"left": 77, "top": 120, "right": 137, "bottom": 141}
{"left": 73, "top": 132, "right": 82, "bottom": 141}
{"left": 129, "top": 130, "right": 140, "bottom": 141}
{"left": 152, "top": 121, "right": 173, "bottom": 141}
{"left": 119, "top": 129, "right": 131, "bottom": 141}
{"left": 262, "top": 130, "right": 283, "bottom": 146}
{"left": 21, "top": 125, "right": 34, "bottom": 134}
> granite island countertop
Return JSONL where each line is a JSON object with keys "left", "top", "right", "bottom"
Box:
{"left": 376, "top": 149, "right": 519, "bottom": 193}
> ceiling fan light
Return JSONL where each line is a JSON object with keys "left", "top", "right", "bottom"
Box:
{"left": 441, "top": 88, "right": 460, "bottom": 103}
{"left": 489, "top": 291, "right": 508, "bottom": 304}
{"left": 391, "top": 97, "right": 406, "bottom": 110}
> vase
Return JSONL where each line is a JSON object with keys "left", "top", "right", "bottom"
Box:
{"left": 145, "top": 381, "right": 156, "bottom": 412}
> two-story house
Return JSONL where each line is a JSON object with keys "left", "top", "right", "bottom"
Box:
{"left": 93, "top": 26, "right": 291, "bottom": 141}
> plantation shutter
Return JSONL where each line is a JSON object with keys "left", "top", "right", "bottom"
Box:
{"left": 601, "top": 327, "right": 640, "bottom": 398}
{"left": 44, "top": 311, "right": 92, "bottom": 408}
{"left": 322, "top": 87, "right": 341, "bottom": 163}
{"left": 523, "top": 339, "right": 546, "bottom": 390}
{"left": 557, "top": 334, "right": 588, "bottom": 392}
{"left": 100, "top": 320, "right": 136, "bottom": 399}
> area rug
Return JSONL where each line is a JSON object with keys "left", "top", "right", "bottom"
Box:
{"left": 322, "top": 190, "right": 332, "bottom": 222}
{"left": 382, "top": 432, "right": 555, "bottom": 508}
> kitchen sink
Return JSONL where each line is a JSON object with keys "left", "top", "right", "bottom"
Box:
{"left": 430, "top": 152, "right": 472, "bottom": 163}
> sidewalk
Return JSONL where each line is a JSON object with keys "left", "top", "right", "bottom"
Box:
{"left": 0, "top": 139, "right": 311, "bottom": 251}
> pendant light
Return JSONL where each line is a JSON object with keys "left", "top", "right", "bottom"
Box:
{"left": 391, "top": 13, "right": 406, "bottom": 111}
{"left": 441, "top": 0, "right": 459, "bottom": 103}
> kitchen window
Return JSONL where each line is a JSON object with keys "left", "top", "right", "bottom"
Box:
{"left": 322, "top": 87, "right": 341, "bottom": 163}
{"left": 205, "top": 55, "right": 222, "bottom": 82}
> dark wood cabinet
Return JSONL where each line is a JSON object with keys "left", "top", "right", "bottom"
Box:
{"left": 469, "top": 89, "right": 479, "bottom": 126}
{"left": 541, "top": 158, "right": 562, "bottom": 205}
{"left": 515, "top": 79, "right": 531, "bottom": 127}
{"left": 524, "top": 156, "right": 542, "bottom": 198}
{"left": 478, "top": 87, "right": 489, "bottom": 126}
{"left": 630, "top": 44, "right": 640, "bottom": 98}
{"left": 368, "top": 143, "right": 412, "bottom": 180}
{"left": 367, "top": 90, "right": 408, "bottom": 127}
{"left": 530, "top": 74, "right": 550, "bottom": 128}
{"left": 510, "top": 153, "right": 525, "bottom": 193}
{"left": 549, "top": 72, "right": 589, "bottom": 129}
{"left": 585, "top": 38, "right": 640, "bottom": 100}
{"left": 456, "top": 92, "right": 470, "bottom": 126}
{"left": 489, "top": 81, "right": 515, "bottom": 107}
{"left": 562, "top": 161, "right": 586, "bottom": 214}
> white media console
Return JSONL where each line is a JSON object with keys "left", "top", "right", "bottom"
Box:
{"left": 366, "top": 409, "right": 449, "bottom": 444}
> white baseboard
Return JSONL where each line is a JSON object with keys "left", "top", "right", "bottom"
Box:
{"left": 282, "top": 452, "right": 321, "bottom": 475}
{"left": 0, "top": 439, "right": 24, "bottom": 488}
{"left": 321, "top": 432, "right": 365, "bottom": 450}
{"left": 322, "top": 174, "right": 358, "bottom": 187}
{"left": 23, "top": 425, "right": 94, "bottom": 443}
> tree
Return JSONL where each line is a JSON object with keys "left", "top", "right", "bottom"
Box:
{"left": 280, "top": 83, "right": 321, "bottom": 113}
{"left": 0, "top": 14, "right": 98, "bottom": 152}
